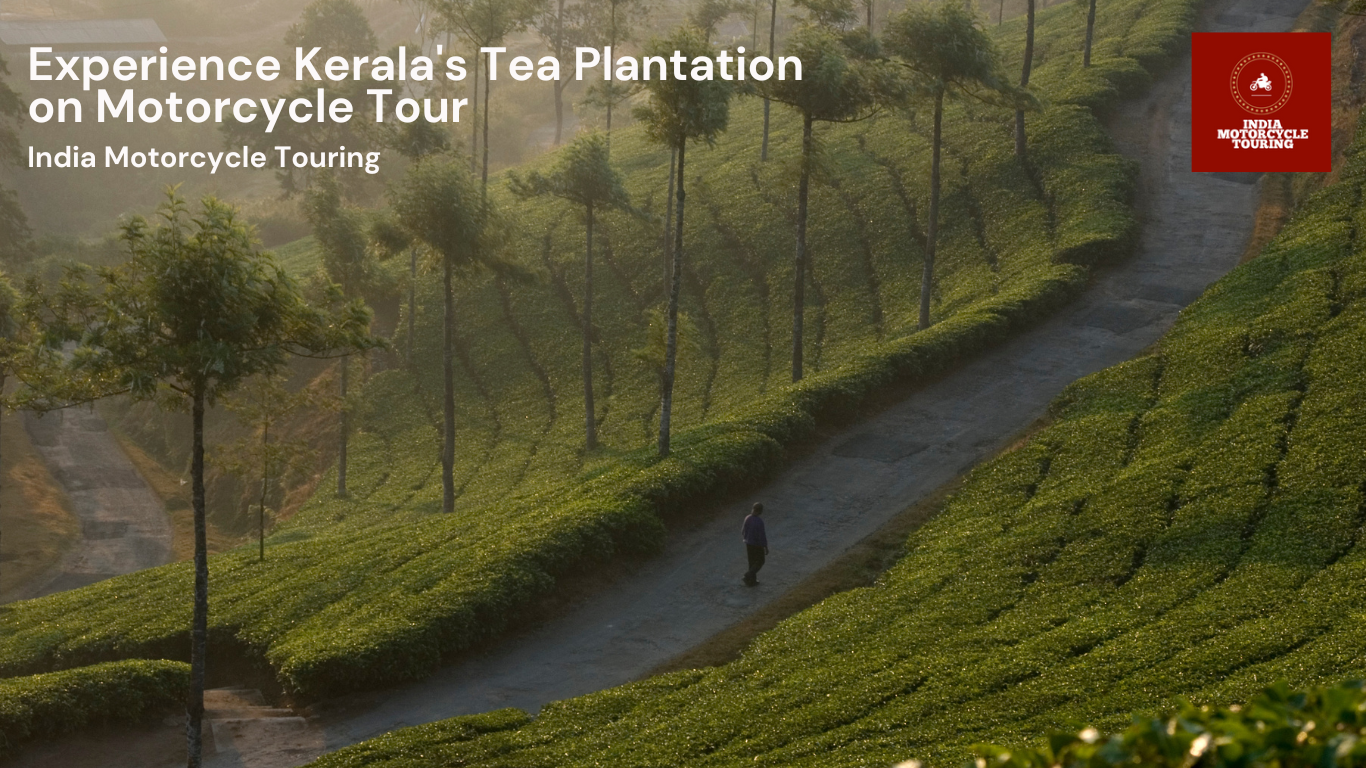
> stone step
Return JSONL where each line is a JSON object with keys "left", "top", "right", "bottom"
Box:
{"left": 205, "top": 707, "right": 297, "bottom": 719}
{"left": 204, "top": 688, "right": 267, "bottom": 708}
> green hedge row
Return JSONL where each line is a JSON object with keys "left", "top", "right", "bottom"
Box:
{"left": 0, "top": 660, "right": 188, "bottom": 759}
{"left": 971, "top": 681, "right": 1366, "bottom": 768}
{"left": 296, "top": 49, "right": 1366, "bottom": 768}
{"left": 0, "top": 0, "right": 1186, "bottom": 704}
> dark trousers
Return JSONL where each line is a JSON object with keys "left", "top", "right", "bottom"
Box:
{"left": 745, "top": 544, "right": 766, "bottom": 583}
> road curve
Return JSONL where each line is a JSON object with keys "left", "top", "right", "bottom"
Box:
{"left": 0, "top": 0, "right": 1308, "bottom": 761}
{"left": 310, "top": 0, "right": 1307, "bottom": 753}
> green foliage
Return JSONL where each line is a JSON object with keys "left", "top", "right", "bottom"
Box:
{"left": 297, "top": 96, "right": 1366, "bottom": 766}
{"left": 0, "top": 55, "right": 30, "bottom": 266}
{"left": 284, "top": 0, "right": 378, "bottom": 59}
{"left": 766, "top": 25, "right": 887, "bottom": 123}
{"left": 45, "top": 193, "right": 376, "bottom": 404}
{"left": 390, "top": 158, "right": 490, "bottom": 272}
{"left": 886, "top": 2, "right": 1021, "bottom": 105}
{"left": 634, "top": 27, "right": 734, "bottom": 149}
{"left": 0, "top": 0, "right": 1168, "bottom": 706}
{"left": 973, "top": 682, "right": 1366, "bottom": 768}
{"left": 0, "top": 660, "right": 188, "bottom": 760}
{"left": 509, "top": 133, "right": 631, "bottom": 212}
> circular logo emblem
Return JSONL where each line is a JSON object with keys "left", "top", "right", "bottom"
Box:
{"left": 1230, "top": 52, "right": 1293, "bottom": 115}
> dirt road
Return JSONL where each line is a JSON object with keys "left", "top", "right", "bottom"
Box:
{"left": 4, "top": 407, "right": 172, "bottom": 602}
{"left": 306, "top": 0, "right": 1307, "bottom": 753}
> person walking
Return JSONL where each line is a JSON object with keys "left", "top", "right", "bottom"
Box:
{"left": 742, "top": 502, "right": 768, "bottom": 586}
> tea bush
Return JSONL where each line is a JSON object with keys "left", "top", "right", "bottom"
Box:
{"left": 0, "top": 0, "right": 1187, "bottom": 702}
{"left": 0, "top": 660, "right": 188, "bottom": 759}
{"left": 301, "top": 66, "right": 1366, "bottom": 768}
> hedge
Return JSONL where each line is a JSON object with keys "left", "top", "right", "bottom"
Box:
{"left": 0, "top": 0, "right": 1190, "bottom": 704}
{"left": 293, "top": 53, "right": 1366, "bottom": 768}
{"left": 0, "top": 660, "right": 189, "bottom": 759}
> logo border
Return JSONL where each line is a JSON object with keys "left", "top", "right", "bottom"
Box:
{"left": 1230, "top": 52, "right": 1293, "bottom": 115}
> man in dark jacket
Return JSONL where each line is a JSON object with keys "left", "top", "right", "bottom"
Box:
{"left": 742, "top": 502, "right": 768, "bottom": 586}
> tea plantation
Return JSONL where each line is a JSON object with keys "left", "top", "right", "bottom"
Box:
{"left": 299, "top": 78, "right": 1366, "bottom": 768}
{"left": 0, "top": 0, "right": 1190, "bottom": 702}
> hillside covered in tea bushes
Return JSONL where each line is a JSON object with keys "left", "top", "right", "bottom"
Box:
{"left": 300, "top": 76, "right": 1366, "bottom": 768}
{"left": 0, "top": 0, "right": 1191, "bottom": 702}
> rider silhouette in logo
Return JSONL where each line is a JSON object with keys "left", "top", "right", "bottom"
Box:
{"left": 1251, "top": 72, "right": 1273, "bottom": 92}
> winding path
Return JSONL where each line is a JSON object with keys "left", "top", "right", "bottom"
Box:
{"left": 305, "top": 0, "right": 1305, "bottom": 755}
{"left": 1, "top": 0, "right": 1308, "bottom": 762}
{"left": 4, "top": 407, "right": 172, "bottom": 603}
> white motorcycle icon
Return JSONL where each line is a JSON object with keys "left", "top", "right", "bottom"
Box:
{"left": 1250, "top": 73, "right": 1273, "bottom": 92}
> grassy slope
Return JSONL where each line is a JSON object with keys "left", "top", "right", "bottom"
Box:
{"left": 302, "top": 55, "right": 1366, "bottom": 768}
{"left": 0, "top": 0, "right": 1189, "bottom": 699}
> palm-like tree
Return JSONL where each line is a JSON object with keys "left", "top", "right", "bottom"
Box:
{"left": 887, "top": 1, "right": 1028, "bottom": 330}
{"left": 391, "top": 158, "right": 499, "bottom": 513}
{"left": 511, "top": 134, "right": 630, "bottom": 449}
{"left": 634, "top": 27, "right": 732, "bottom": 458}
{"left": 765, "top": 25, "right": 886, "bottom": 381}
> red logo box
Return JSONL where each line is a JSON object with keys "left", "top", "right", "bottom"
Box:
{"left": 1191, "top": 32, "right": 1331, "bottom": 172}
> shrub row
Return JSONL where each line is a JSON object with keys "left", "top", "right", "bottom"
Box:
{"left": 972, "top": 681, "right": 1366, "bottom": 768}
{"left": 297, "top": 48, "right": 1366, "bottom": 768}
{"left": 0, "top": 0, "right": 1182, "bottom": 704}
{"left": 0, "top": 660, "right": 188, "bottom": 760}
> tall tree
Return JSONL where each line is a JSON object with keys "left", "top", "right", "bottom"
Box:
{"left": 212, "top": 373, "right": 321, "bottom": 562}
{"left": 1015, "top": 0, "right": 1035, "bottom": 158}
{"left": 0, "top": 56, "right": 30, "bottom": 266}
{"left": 765, "top": 24, "right": 885, "bottom": 381}
{"left": 0, "top": 275, "right": 18, "bottom": 593}
{"left": 35, "top": 193, "right": 376, "bottom": 768}
{"left": 510, "top": 133, "right": 630, "bottom": 450}
{"left": 583, "top": 0, "right": 645, "bottom": 152}
{"left": 440, "top": 0, "right": 545, "bottom": 200}
{"left": 374, "top": 124, "right": 449, "bottom": 368}
{"left": 1083, "top": 0, "right": 1097, "bottom": 67}
{"left": 284, "top": 0, "right": 378, "bottom": 58}
{"left": 760, "top": 0, "right": 781, "bottom": 161}
{"left": 634, "top": 28, "right": 732, "bottom": 458}
{"left": 887, "top": 1, "right": 1023, "bottom": 331}
{"left": 391, "top": 158, "right": 504, "bottom": 512}
{"left": 690, "top": 0, "right": 739, "bottom": 41}
{"left": 304, "top": 174, "right": 383, "bottom": 498}
{"left": 535, "top": 0, "right": 591, "bottom": 145}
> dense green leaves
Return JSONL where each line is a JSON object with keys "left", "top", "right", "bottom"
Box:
{"left": 973, "top": 682, "right": 1366, "bottom": 768}
{"left": 0, "top": 661, "right": 188, "bottom": 760}
{"left": 0, "top": 0, "right": 1163, "bottom": 709}
{"left": 300, "top": 85, "right": 1366, "bottom": 767}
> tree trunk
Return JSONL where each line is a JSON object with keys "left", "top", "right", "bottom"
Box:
{"left": 792, "top": 113, "right": 812, "bottom": 382}
{"left": 441, "top": 256, "right": 456, "bottom": 514}
{"left": 408, "top": 247, "right": 417, "bottom": 365}
{"left": 867, "top": 0, "right": 873, "bottom": 29}
{"left": 760, "top": 0, "right": 777, "bottom": 162}
{"left": 920, "top": 91, "right": 943, "bottom": 331}
{"left": 659, "top": 140, "right": 686, "bottom": 459}
{"left": 1015, "top": 0, "right": 1035, "bottom": 159}
{"left": 337, "top": 355, "right": 347, "bottom": 497}
{"left": 664, "top": 147, "right": 677, "bottom": 292}
{"left": 998, "top": 0, "right": 1004, "bottom": 26}
{"left": 482, "top": 60, "right": 492, "bottom": 203}
{"left": 606, "top": 5, "right": 617, "bottom": 154}
{"left": 470, "top": 53, "right": 480, "bottom": 175}
{"left": 1083, "top": 0, "right": 1096, "bottom": 67}
{"left": 554, "top": 0, "right": 566, "bottom": 146}
{"left": 582, "top": 202, "right": 597, "bottom": 449}
{"left": 0, "top": 375, "right": 5, "bottom": 594}
{"left": 259, "top": 422, "right": 268, "bottom": 562}
{"left": 186, "top": 389, "right": 209, "bottom": 768}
